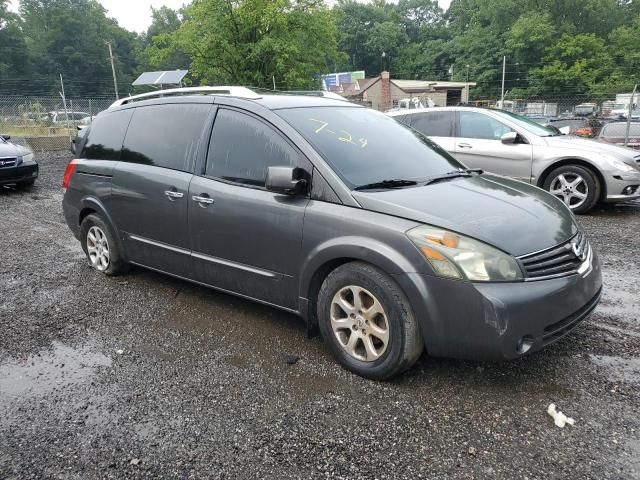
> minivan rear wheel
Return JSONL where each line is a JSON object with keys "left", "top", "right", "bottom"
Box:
{"left": 543, "top": 165, "right": 599, "bottom": 214}
{"left": 80, "top": 214, "right": 128, "bottom": 276}
{"left": 317, "top": 262, "right": 423, "bottom": 380}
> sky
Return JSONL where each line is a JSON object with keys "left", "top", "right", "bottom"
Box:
{"left": 8, "top": 0, "right": 452, "bottom": 33}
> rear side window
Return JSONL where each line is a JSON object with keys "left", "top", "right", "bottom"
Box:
{"left": 410, "top": 111, "right": 455, "bottom": 137}
{"left": 459, "top": 111, "right": 513, "bottom": 140}
{"left": 81, "top": 109, "right": 133, "bottom": 160}
{"left": 205, "top": 109, "right": 298, "bottom": 187}
{"left": 602, "top": 123, "right": 640, "bottom": 137}
{"left": 121, "top": 103, "right": 211, "bottom": 172}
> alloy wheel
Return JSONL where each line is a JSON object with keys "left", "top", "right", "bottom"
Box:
{"left": 549, "top": 173, "right": 588, "bottom": 209}
{"left": 86, "top": 225, "right": 110, "bottom": 272}
{"left": 330, "top": 285, "right": 390, "bottom": 362}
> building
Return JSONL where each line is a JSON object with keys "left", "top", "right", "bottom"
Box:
{"left": 332, "top": 71, "right": 476, "bottom": 111}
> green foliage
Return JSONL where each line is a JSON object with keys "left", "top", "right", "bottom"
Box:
{"left": 15, "top": 0, "right": 142, "bottom": 96}
{"left": 0, "top": 0, "right": 638, "bottom": 99}
{"left": 159, "top": 0, "right": 345, "bottom": 89}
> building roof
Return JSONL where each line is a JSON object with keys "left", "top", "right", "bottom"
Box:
{"left": 391, "top": 79, "right": 437, "bottom": 92}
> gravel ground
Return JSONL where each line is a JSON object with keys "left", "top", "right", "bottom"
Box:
{"left": 1, "top": 152, "right": 639, "bottom": 480}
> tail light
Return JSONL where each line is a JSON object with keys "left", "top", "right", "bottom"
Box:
{"left": 62, "top": 159, "right": 78, "bottom": 192}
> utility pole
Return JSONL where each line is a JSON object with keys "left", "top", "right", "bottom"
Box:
{"left": 625, "top": 83, "right": 637, "bottom": 147}
{"left": 500, "top": 55, "right": 506, "bottom": 108}
{"left": 106, "top": 41, "right": 119, "bottom": 100}
{"left": 59, "top": 74, "right": 72, "bottom": 144}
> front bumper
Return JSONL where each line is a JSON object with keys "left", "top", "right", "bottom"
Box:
{"left": 605, "top": 170, "right": 640, "bottom": 202}
{"left": 394, "top": 250, "right": 602, "bottom": 361}
{"left": 0, "top": 162, "right": 39, "bottom": 185}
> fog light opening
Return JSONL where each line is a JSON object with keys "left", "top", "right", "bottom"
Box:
{"left": 517, "top": 336, "right": 534, "bottom": 355}
{"left": 622, "top": 185, "right": 639, "bottom": 195}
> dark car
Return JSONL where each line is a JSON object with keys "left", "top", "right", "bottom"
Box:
{"left": 62, "top": 88, "right": 602, "bottom": 379}
{"left": 598, "top": 122, "right": 640, "bottom": 150}
{"left": 0, "top": 134, "right": 38, "bottom": 188}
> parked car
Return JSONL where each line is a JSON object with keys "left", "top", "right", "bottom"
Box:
{"left": 598, "top": 122, "right": 640, "bottom": 150}
{"left": 63, "top": 88, "right": 602, "bottom": 379}
{"left": 549, "top": 117, "right": 594, "bottom": 137}
{"left": 42, "top": 110, "right": 92, "bottom": 124}
{"left": 0, "top": 134, "right": 38, "bottom": 187}
{"left": 388, "top": 107, "right": 640, "bottom": 213}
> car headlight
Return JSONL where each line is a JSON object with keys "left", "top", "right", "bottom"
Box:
{"left": 602, "top": 155, "right": 637, "bottom": 172}
{"left": 407, "top": 225, "right": 523, "bottom": 282}
{"left": 19, "top": 152, "right": 34, "bottom": 164}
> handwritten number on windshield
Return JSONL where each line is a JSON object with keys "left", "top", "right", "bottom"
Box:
{"left": 309, "top": 118, "right": 368, "bottom": 148}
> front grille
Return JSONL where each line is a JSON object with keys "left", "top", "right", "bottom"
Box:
{"left": 541, "top": 287, "right": 602, "bottom": 345}
{"left": 0, "top": 157, "right": 17, "bottom": 168}
{"left": 518, "top": 232, "right": 590, "bottom": 280}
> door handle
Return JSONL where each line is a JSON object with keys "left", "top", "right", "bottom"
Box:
{"left": 192, "top": 195, "right": 214, "bottom": 206}
{"left": 164, "top": 190, "right": 184, "bottom": 200}
{"left": 458, "top": 143, "right": 473, "bottom": 149}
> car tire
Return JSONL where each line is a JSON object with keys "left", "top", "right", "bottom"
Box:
{"left": 80, "top": 214, "right": 129, "bottom": 276}
{"left": 543, "top": 165, "right": 599, "bottom": 214}
{"left": 317, "top": 262, "right": 423, "bottom": 380}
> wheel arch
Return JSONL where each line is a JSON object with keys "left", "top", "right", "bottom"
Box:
{"left": 537, "top": 158, "right": 607, "bottom": 201}
{"left": 298, "top": 238, "right": 418, "bottom": 335}
{"left": 78, "top": 196, "right": 128, "bottom": 261}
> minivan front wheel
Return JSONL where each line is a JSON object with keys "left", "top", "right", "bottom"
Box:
{"left": 317, "top": 262, "right": 423, "bottom": 380}
{"left": 80, "top": 214, "right": 128, "bottom": 276}
{"left": 543, "top": 165, "right": 599, "bottom": 214}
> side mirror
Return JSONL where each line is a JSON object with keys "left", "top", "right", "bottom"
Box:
{"left": 266, "top": 166, "right": 307, "bottom": 195}
{"left": 1, "top": 134, "right": 11, "bottom": 141}
{"left": 501, "top": 131, "right": 518, "bottom": 144}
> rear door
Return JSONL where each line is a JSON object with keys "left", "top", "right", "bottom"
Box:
{"left": 110, "top": 102, "right": 212, "bottom": 277}
{"left": 455, "top": 110, "right": 533, "bottom": 182}
{"left": 405, "top": 111, "right": 456, "bottom": 154}
{"left": 188, "top": 107, "right": 311, "bottom": 309}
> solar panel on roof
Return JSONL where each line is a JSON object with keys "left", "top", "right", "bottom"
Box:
{"left": 132, "top": 70, "right": 188, "bottom": 86}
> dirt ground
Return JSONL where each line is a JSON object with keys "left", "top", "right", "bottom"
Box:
{"left": 1, "top": 152, "right": 639, "bottom": 479}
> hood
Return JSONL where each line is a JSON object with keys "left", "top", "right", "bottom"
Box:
{"left": 0, "top": 141, "right": 21, "bottom": 158}
{"left": 353, "top": 174, "right": 577, "bottom": 257}
{"left": 545, "top": 135, "right": 639, "bottom": 162}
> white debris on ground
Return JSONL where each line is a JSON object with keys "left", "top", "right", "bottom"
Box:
{"left": 548, "top": 403, "right": 575, "bottom": 428}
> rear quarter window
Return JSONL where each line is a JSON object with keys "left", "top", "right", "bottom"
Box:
{"left": 410, "top": 111, "right": 455, "bottom": 137}
{"left": 121, "top": 103, "right": 211, "bottom": 172}
{"left": 81, "top": 109, "right": 133, "bottom": 160}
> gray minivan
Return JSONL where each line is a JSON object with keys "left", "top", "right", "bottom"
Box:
{"left": 63, "top": 89, "right": 602, "bottom": 379}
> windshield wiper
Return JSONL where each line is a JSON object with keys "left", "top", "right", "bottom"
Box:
{"left": 424, "top": 168, "right": 483, "bottom": 185}
{"left": 354, "top": 179, "right": 418, "bottom": 191}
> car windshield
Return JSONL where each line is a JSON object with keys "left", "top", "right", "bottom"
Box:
{"left": 276, "top": 106, "right": 465, "bottom": 190}
{"left": 490, "top": 109, "right": 560, "bottom": 137}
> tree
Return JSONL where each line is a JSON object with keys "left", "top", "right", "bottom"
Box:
{"left": 529, "top": 33, "right": 611, "bottom": 96}
{"left": 17, "top": 0, "right": 141, "bottom": 96}
{"left": 160, "top": 0, "right": 344, "bottom": 89}
{"left": 0, "top": 0, "right": 30, "bottom": 88}
{"left": 140, "top": 6, "right": 190, "bottom": 73}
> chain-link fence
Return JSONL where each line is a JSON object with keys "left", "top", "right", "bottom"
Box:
{"left": 3, "top": 90, "right": 638, "bottom": 152}
{"left": 0, "top": 95, "right": 113, "bottom": 151}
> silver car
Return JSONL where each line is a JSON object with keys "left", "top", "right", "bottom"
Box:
{"left": 387, "top": 107, "right": 640, "bottom": 213}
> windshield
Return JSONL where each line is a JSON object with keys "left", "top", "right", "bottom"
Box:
{"left": 277, "top": 106, "right": 464, "bottom": 189}
{"left": 489, "top": 109, "right": 560, "bottom": 137}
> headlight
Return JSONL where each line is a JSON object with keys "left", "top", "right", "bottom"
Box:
{"left": 19, "top": 152, "right": 34, "bottom": 163}
{"left": 602, "top": 155, "right": 636, "bottom": 172}
{"left": 407, "top": 225, "right": 523, "bottom": 282}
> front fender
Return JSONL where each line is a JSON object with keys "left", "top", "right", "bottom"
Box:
{"left": 299, "top": 235, "right": 422, "bottom": 304}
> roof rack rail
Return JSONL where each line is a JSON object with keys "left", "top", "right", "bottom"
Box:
{"left": 109, "top": 86, "right": 262, "bottom": 109}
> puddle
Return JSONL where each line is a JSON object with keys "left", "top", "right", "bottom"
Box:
{"left": 589, "top": 355, "right": 640, "bottom": 384}
{"left": 0, "top": 341, "right": 112, "bottom": 404}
